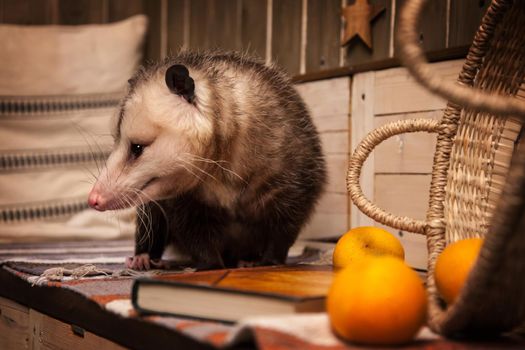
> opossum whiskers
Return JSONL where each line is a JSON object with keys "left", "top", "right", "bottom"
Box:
{"left": 120, "top": 189, "right": 153, "bottom": 247}
{"left": 177, "top": 159, "right": 208, "bottom": 183}
{"left": 71, "top": 121, "right": 107, "bottom": 175}
{"left": 71, "top": 121, "right": 114, "bottom": 189}
{"left": 133, "top": 188, "right": 169, "bottom": 224}
{"left": 179, "top": 157, "right": 219, "bottom": 183}
{"left": 128, "top": 187, "right": 169, "bottom": 250}
{"left": 181, "top": 153, "right": 247, "bottom": 184}
{"left": 78, "top": 147, "right": 101, "bottom": 185}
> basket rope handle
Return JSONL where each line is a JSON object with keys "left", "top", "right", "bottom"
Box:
{"left": 347, "top": 118, "right": 440, "bottom": 234}
{"left": 397, "top": 0, "right": 525, "bottom": 118}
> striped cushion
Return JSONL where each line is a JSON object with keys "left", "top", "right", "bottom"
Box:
{"left": 0, "top": 18, "right": 147, "bottom": 242}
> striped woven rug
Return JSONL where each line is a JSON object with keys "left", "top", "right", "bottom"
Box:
{"left": 2, "top": 240, "right": 509, "bottom": 349}
{"left": 0, "top": 239, "right": 355, "bottom": 350}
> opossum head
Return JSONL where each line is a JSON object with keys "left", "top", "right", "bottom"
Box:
{"left": 88, "top": 64, "right": 214, "bottom": 211}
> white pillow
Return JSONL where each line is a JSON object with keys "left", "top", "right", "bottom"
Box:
{"left": 0, "top": 16, "right": 147, "bottom": 242}
{"left": 0, "top": 15, "right": 147, "bottom": 95}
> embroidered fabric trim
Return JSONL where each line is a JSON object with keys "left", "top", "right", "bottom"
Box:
{"left": 0, "top": 197, "right": 89, "bottom": 223}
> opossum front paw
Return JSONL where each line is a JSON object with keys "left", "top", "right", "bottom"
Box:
{"left": 126, "top": 253, "right": 164, "bottom": 270}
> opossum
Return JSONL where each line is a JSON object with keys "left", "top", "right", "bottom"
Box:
{"left": 88, "top": 51, "right": 326, "bottom": 270}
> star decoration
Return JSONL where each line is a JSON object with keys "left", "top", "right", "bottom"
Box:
{"left": 341, "top": 0, "right": 386, "bottom": 49}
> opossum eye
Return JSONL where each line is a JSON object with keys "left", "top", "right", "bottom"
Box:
{"left": 130, "top": 144, "right": 145, "bottom": 158}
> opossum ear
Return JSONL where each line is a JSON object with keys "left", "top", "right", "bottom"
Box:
{"left": 165, "top": 64, "right": 195, "bottom": 103}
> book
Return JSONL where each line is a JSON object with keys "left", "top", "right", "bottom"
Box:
{"left": 131, "top": 264, "right": 334, "bottom": 323}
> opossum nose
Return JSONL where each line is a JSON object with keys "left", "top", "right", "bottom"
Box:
{"left": 88, "top": 189, "right": 106, "bottom": 211}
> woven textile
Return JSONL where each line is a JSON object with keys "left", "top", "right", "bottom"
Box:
{"left": 0, "top": 16, "right": 147, "bottom": 241}
{"left": 0, "top": 240, "right": 454, "bottom": 350}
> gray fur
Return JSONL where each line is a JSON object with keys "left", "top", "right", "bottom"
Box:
{"left": 125, "top": 51, "right": 326, "bottom": 269}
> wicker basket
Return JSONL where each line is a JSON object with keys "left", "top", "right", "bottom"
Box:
{"left": 347, "top": 0, "right": 525, "bottom": 337}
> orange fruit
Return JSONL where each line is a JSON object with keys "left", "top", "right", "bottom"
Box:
{"left": 434, "top": 237, "right": 484, "bottom": 304}
{"left": 327, "top": 256, "right": 427, "bottom": 345}
{"left": 333, "top": 226, "right": 405, "bottom": 269}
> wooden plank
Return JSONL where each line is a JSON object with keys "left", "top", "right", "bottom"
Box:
{"left": 293, "top": 45, "right": 470, "bottom": 83}
{"left": 211, "top": 0, "right": 241, "bottom": 51}
{"left": 0, "top": 297, "right": 29, "bottom": 350}
{"left": 306, "top": 0, "right": 341, "bottom": 72}
{"left": 29, "top": 309, "right": 126, "bottom": 350}
{"left": 188, "top": 0, "right": 208, "bottom": 50}
{"left": 300, "top": 212, "right": 348, "bottom": 239}
{"left": 240, "top": 0, "right": 267, "bottom": 60}
{"left": 374, "top": 111, "right": 440, "bottom": 174}
{"left": 107, "top": 0, "right": 143, "bottom": 22}
{"left": 344, "top": 0, "right": 392, "bottom": 66}
{"left": 373, "top": 59, "right": 463, "bottom": 115}
{"left": 300, "top": 189, "right": 349, "bottom": 239}
{"left": 394, "top": 0, "right": 447, "bottom": 55}
{"left": 351, "top": 71, "right": 375, "bottom": 227}
{"left": 449, "top": 0, "right": 490, "bottom": 48}
{"left": 271, "top": 0, "right": 302, "bottom": 74}
{"left": 57, "top": 0, "right": 105, "bottom": 24}
{"left": 374, "top": 174, "right": 431, "bottom": 221}
{"left": 294, "top": 77, "right": 350, "bottom": 120}
{"left": 167, "top": 0, "right": 186, "bottom": 54}
{"left": 376, "top": 223, "right": 427, "bottom": 270}
{"left": 316, "top": 192, "right": 348, "bottom": 214}
{"left": 1, "top": 0, "right": 56, "bottom": 24}
{"left": 189, "top": 0, "right": 241, "bottom": 52}
{"left": 325, "top": 154, "right": 349, "bottom": 193}
{"left": 320, "top": 131, "right": 348, "bottom": 155}
{"left": 144, "top": 0, "right": 163, "bottom": 61}
{"left": 311, "top": 114, "right": 349, "bottom": 133}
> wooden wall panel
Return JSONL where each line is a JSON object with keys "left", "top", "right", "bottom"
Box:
{"left": 189, "top": 0, "right": 208, "bottom": 49}
{"left": 373, "top": 59, "right": 463, "bottom": 115}
{"left": 301, "top": 212, "right": 348, "bottom": 238}
{"left": 320, "top": 132, "right": 348, "bottom": 155}
{"left": 212, "top": 0, "right": 242, "bottom": 51}
{"left": 295, "top": 77, "right": 350, "bottom": 120}
{"left": 0, "top": 297, "right": 30, "bottom": 350}
{"left": 394, "top": 0, "right": 447, "bottom": 54}
{"left": 374, "top": 174, "right": 431, "bottom": 221}
{"left": 240, "top": 0, "right": 267, "bottom": 60}
{"left": 374, "top": 111, "right": 440, "bottom": 174}
{"left": 272, "top": 0, "right": 302, "bottom": 75}
{"left": 449, "top": 0, "right": 490, "bottom": 48}
{"left": 325, "top": 154, "right": 349, "bottom": 194}
{"left": 2, "top": 0, "right": 56, "bottom": 24}
{"left": 306, "top": 0, "right": 341, "bottom": 72}
{"left": 295, "top": 76, "right": 351, "bottom": 239}
{"left": 189, "top": 0, "right": 241, "bottom": 52}
{"left": 57, "top": 0, "right": 105, "bottom": 24}
{"left": 316, "top": 192, "right": 348, "bottom": 214}
{"left": 373, "top": 173, "right": 430, "bottom": 269}
{"left": 350, "top": 59, "right": 467, "bottom": 267}
{"left": 376, "top": 223, "right": 427, "bottom": 269}
{"left": 29, "top": 309, "right": 125, "bottom": 350}
{"left": 350, "top": 71, "right": 375, "bottom": 228}
{"left": 167, "top": 0, "right": 186, "bottom": 54}
{"left": 344, "top": 0, "right": 392, "bottom": 66}
{"left": 0, "top": 0, "right": 484, "bottom": 75}
{"left": 108, "top": 0, "right": 144, "bottom": 22}
{"left": 144, "top": 0, "right": 163, "bottom": 61}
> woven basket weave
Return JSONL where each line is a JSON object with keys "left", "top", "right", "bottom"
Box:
{"left": 347, "top": 0, "right": 525, "bottom": 337}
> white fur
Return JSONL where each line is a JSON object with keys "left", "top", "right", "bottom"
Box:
{"left": 90, "top": 70, "right": 216, "bottom": 210}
